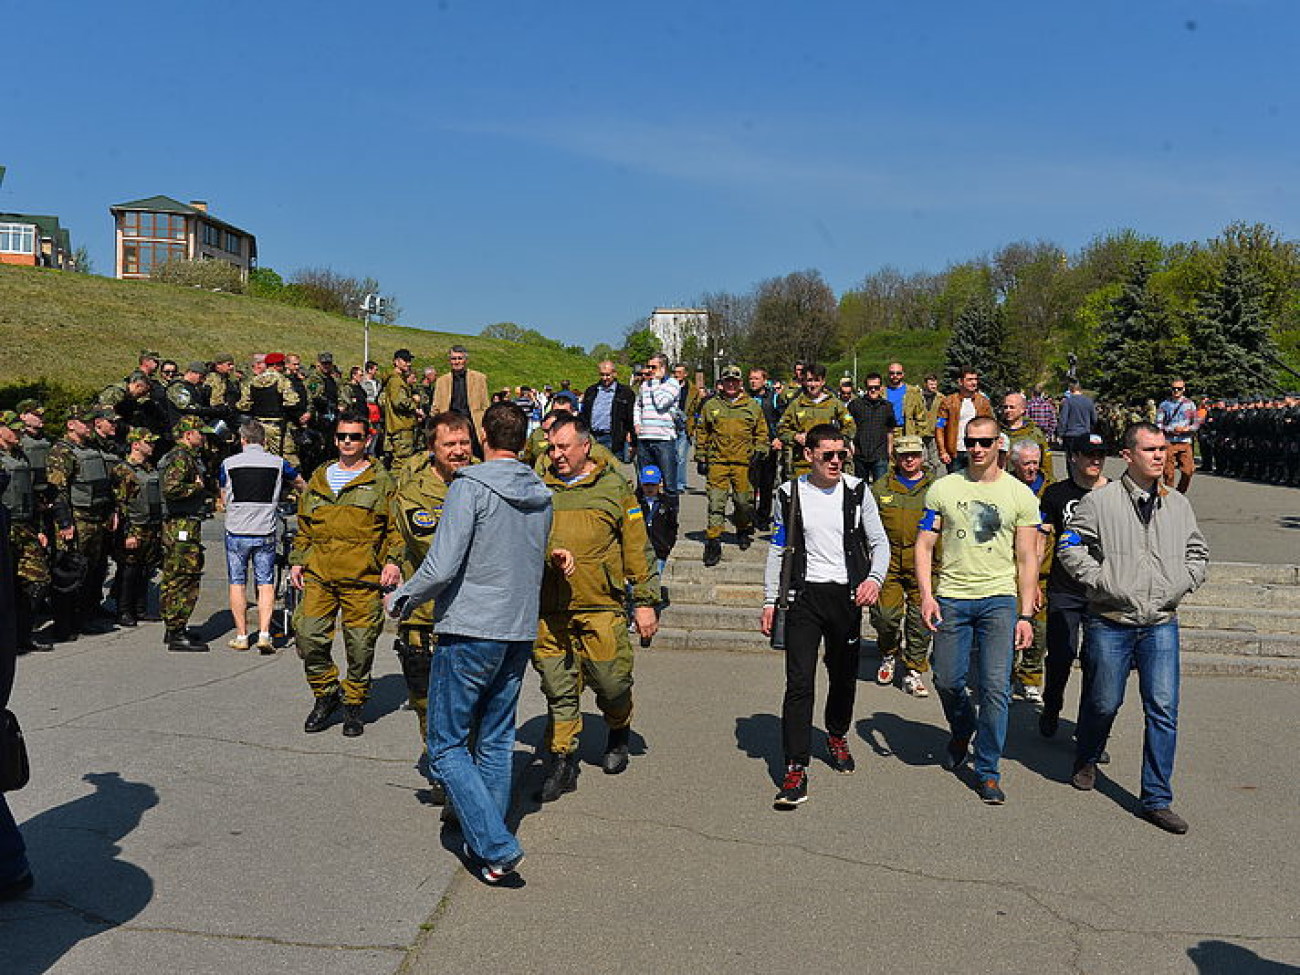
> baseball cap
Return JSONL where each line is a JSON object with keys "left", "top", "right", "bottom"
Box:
{"left": 127, "top": 427, "right": 159, "bottom": 444}
{"left": 393, "top": 348, "right": 414, "bottom": 362}
{"left": 15, "top": 398, "right": 43, "bottom": 415}
{"left": 721, "top": 365, "right": 742, "bottom": 380}
{"left": 0, "top": 410, "right": 25, "bottom": 431}
{"left": 173, "top": 416, "right": 216, "bottom": 436}
{"left": 91, "top": 406, "right": 117, "bottom": 421}
{"left": 1079, "top": 432, "right": 1110, "bottom": 454}
{"left": 640, "top": 465, "right": 663, "bottom": 485}
{"left": 187, "top": 360, "right": 208, "bottom": 375}
{"left": 893, "top": 435, "right": 924, "bottom": 455}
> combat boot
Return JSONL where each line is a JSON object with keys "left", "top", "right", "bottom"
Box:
{"left": 703, "top": 538, "right": 722, "bottom": 567}
{"left": 304, "top": 690, "right": 341, "bottom": 733}
{"left": 165, "top": 628, "right": 209, "bottom": 652}
{"left": 116, "top": 565, "right": 139, "bottom": 627}
{"left": 602, "top": 725, "right": 630, "bottom": 775}
{"left": 536, "top": 751, "right": 579, "bottom": 802}
{"left": 341, "top": 704, "right": 365, "bottom": 737}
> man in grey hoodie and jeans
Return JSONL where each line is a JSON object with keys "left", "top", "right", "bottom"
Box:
{"left": 387, "top": 402, "right": 567, "bottom": 882}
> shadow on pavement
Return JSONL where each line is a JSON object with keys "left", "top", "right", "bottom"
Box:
{"left": 193, "top": 608, "right": 235, "bottom": 642}
{"left": 367, "top": 672, "right": 413, "bottom": 723}
{"left": 1188, "top": 940, "right": 1300, "bottom": 974}
{"left": 735, "top": 713, "right": 785, "bottom": 784}
{"left": 856, "top": 712, "right": 948, "bottom": 766}
{"left": 1, "top": 771, "right": 158, "bottom": 975}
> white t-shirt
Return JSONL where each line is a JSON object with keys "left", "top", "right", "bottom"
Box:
{"left": 956, "top": 396, "right": 978, "bottom": 446}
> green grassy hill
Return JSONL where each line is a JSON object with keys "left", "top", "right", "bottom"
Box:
{"left": 829, "top": 329, "right": 950, "bottom": 384}
{"left": 0, "top": 266, "right": 598, "bottom": 406}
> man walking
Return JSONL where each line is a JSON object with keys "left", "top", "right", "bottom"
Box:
{"left": 672, "top": 363, "right": 702, "bottom": 494}
{"left": 1157, "top": 379, "right": 1198, "bottom": 494}
{"left": 1001, "top": 392, "right": 1055, "bottom": 482}
{"left": 387, "top": 403, "right": 556, "bottom": 883}
{"left": 697, "top": 365, "right": 767, "bottom": 566}
{"left": 433, "top": 345, "right": 491, "bottom": 456}
{"left": 159, "top": 417, "right": 215, "bottom": 652}
{"left": 847, "top": 373, "right": 896, "bottom": 484}
{"left": 935, "top": 368, "right": 994, "bottom": 473}
{"left": 580, "top": 361, "right": 635, "bottom": 463}
{"left": 1057, "top": 382, "right": 1097, "bottom": 458}
{"left": 1058, "top": 422, "right": 1209, "bottom": 833}
{"left": 633, "top": 353, "right": 681, "bottom": 497}
{"left": 915, "top": 415, "right": 1042, "bottom": 804}
{"left": 748, "top": 368, "right": 783, "bottom": 529}
{"left": 760, "top": 424, "right": 889, "bottom": 809}
{"left": 903, "top": 373, "right": 944, "bottom": 474}
{"left": 381, "top": 349, "right": 420, "bottom": 468}
{"left": 776, "top": 363, "right": 856, "bottom": 479}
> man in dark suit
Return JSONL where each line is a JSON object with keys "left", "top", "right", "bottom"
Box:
{"left": 581, "top": 361, "right": 636, "bottom": 463}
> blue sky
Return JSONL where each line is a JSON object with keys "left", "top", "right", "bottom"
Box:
{"left": 4, "top": 1, "right": 1296, "bottom": 349}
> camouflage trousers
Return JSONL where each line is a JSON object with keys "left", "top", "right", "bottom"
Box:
{"left": 395, "top": 624, "right": 436, "bottom": 738}
{"left": 533, "top": 610, "right": 634, "bottom": 756}
{"left": 161, "top": 517, "right": 205, "bottom": 631}
{"left": 10, "top": 521, "right": 51, "bottom": 586}
{"left": 1013, "top": 589, "right": 1047, "bottom": 688}
{"left": 869, "top": 566, "right": 932, "bottom": 673}
{"left": 386, "top": 426, "right": 419, "bottom": 468}
{"left": 259, "top": 420, "right": 301, "bottom": 471}
{"left": 705, "top": 462, "right": 754, "bottom": 539}
{"left": 64, "top": 511, "right": 113, "bottom": 612}
{"left": 294, "top": 576, "right": 385, "bottom": 705}
{"left": 119, "top": 525, "right": 162, "bottom": 569}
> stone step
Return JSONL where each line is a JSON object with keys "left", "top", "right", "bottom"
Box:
{"left": 1178, "top": 606, "right": 1300, "bottom": 636}
{"left": 1181, "top": 582, "right": 1300, "bottom": 610}
{"left": 1203, "top": 562, "right": 1300, "bottom": 586}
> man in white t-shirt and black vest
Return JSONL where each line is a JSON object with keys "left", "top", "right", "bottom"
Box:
{"left": 761, "top": 424, "right": 890, "bottom": 809}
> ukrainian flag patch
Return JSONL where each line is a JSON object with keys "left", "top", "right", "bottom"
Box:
{"left": 626, "top": 506, "right": 643, "bottom": 520}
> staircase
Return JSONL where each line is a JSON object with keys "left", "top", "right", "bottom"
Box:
{"left": 653, "top": 532, "right": 1300, "bottom": 679}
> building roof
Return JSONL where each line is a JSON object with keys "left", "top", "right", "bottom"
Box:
{"left": 0, "top": 212, "right": 69, "bottom": 243}
{"left": 109, "top": 194, "right": 255, "bottom": 242}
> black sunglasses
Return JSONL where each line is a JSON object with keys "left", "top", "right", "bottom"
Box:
{"left": 865, "top": 385, "right": 882, "bottom": 392}
{"left": 816, "top": 449, "right": 849, "bottom": 461}
{"left": 964, "top": 436, "right": 997, "bottom": 448}
{"left": 335, "top": 431, "right": 366, "bottom": 442}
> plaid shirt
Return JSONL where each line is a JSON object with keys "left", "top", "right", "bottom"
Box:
{"left": 1026, "top": 395, "right": 1057, "bottom": 439}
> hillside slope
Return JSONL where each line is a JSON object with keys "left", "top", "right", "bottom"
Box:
{"left": 0, "top": 266, "right": 596, "bottom": 396}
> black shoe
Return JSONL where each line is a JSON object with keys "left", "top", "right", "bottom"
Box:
{"left": 703, "top": 538, "right": 722, "bottom": 567}
{"left": 659, "top": 586, "right": 671, "bottom": 610}
{"left": 0, "top": 870, "right": 34, "bottom": 901}
{"left": 1142, "top": 807, "right": 1189, "bottom": 835}
{"left": 18, "top": 638, "right": 54, "bottom": 654}
{"left": 602, "top": 726, "right": 630, "bottom": 775}
{"left": 423, "top": 779, "right": 447, "bottom": 806}
{"left": 537, "top": 752, "right": 579, "bottom": 802}
{"left": 116, "top": 609, "right": 138, "bottom": 627}
{"left": 165, "top": 628, "right": 209, "bottom": 652}
{"left": 81, "top": 617, "right": 117, "bottom": 635}
{"left": 737, "top": 531, "right": 753, "bottom": 551}
{"left": 304, "top": 691, "right": 341, "bottom": 733}
{"left": 138, "top": 609, "right": 162, "bottom": 622}
{"left": 341, "top": 704, "right": 365, "bottom": 737}
{"left": 1071, "top": 762, "right": 1097, "bottom": 791}
{"left": 773, "top": 763, "right": 808, "bottom": 809}
{"left": 826, "top": 734, "right": 856, "bottom": 774}
{"left": 1038, "top": 709, "right": 1059, "bottom": 738}
{"left": 1098, "top": 749, "right": 1111, "bottom": 765}
{"left": 977, "top": 778, "right": 1006, "bottom": 804}
{"left": 943, "top": 736, "right": 971, "bottom": 771}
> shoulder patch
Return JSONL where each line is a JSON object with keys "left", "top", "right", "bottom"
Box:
{"left": 626, "top": 505, "right": 643, "bottom": 520}
{"left": 410, "top": 508, "right": 437, "bottom": 530}
{"left": 1057, "top": 529, "right": 1082, "bottom": 551}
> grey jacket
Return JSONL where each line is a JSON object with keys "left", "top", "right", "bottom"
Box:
{"left": 389, "top": 459, "right": 553, "bottom": 641}
{"left": 1057, "top": 473, "right": 1209, "bottom": 626}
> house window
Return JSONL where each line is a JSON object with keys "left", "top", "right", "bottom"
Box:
{"left": 224, "top": 232, "right": 240, "bottom": 255}
{"left": 202, "top": 223, "right": 222, "bottom": 247}
{"left": 0, "top": 222, "right": 36, "bottom": 254}
{"left": 121, "top": 212, "right": 186, "bottom": 239}
{"left": 122, "top": 241, "right": 186, "bottom": 275}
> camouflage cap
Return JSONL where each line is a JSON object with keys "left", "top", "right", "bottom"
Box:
{"left": 15, "top": 398, "right": 43, "bottom": 415}
{"left": 173, "top": 416, "right": 216, "bottom": 437}
{"left": 213, "top": 353, "right": 235, "bottom": 365}
{"left": 893, "top": 435, "right": 924, "bottom": 455}
{"left": 721, "top": 364, "right": 743, "bottom": 380}
{"left": 127, "top": 370, "right": 150, "bottom": 384}
{"left": 0, "top": 410, "right": 26, "bottom": 431}
{"left": 140, "top": 350, "right": 161, "bottom": 362}
{"left": 65, "top": 405, "right": 94, "bottom": 423}
{"left": 187, "top": 360, "right": 209, "bottom": 375}
{"left": 127, "top": 426, "right": 160, "bottom": 444}
{"left": 92, "top": 405, "right": 118, "bottom": 421}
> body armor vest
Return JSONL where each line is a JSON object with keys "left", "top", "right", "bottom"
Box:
{"left": 160, "top": 450, "right": 207, "bottom": 518}
{"left": 22, "top": 435, "right": 50, "bottom": 490}
{"left": 0, "top": 451, "right": 36, "bottom": 522}
{"left": 127, "top": 464, "right": 163, "bottom": 526}
{"left": 250, "top": 380, "right": 284, "bottom": 420}
{"left": 69, "top": 443, "right": 114, "bottom": 513}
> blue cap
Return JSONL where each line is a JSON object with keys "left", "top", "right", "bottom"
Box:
{"left": 640, "top": 465, "right": 663, "bottom": 485}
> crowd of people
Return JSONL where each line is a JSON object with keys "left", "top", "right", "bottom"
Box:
{"left": 0, "top": 344, "right": 1241, "bottom": 895}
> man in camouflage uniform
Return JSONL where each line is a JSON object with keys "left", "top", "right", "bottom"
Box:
{"left": 46, "top": 407, "right": 119, "bottom": 640}
{"left": 112, "top": 428, "right": 164, "bottom": 628}
{"left": 0, "top": 411, "right": 52, "bottom": 653}
{"left": 381, "top": 349, "right": 420, "bottom": 468}
{"left": 203, "top": 354, "right": 242, "bottom": 416}
{"left": 305, "top": 352, "right": 343, "bottom": 460}
{"left": 869, "top": 436, "right": 937, "bottom": 697}
{"left": 98, "top": 372, "right": 163, "bottom": 435}
{"left": 533, "top": 415, "right": 660, "bottom": 803}
{"left": 159, "top": 417, "right": 214, "bottom": 652}
{"left": 697, "top": 365, "right": 767, "bottom": 567}
{"left": 237, "top": 351, "right": 301, "bottom": 465}
{"left": 776, "top": 362, "right": 856, "bottom": 479}
{"left": 290, "top": 413, "right": 401, "bottom": 737}
{"left": 385, "top": 411, "right": 474, "bottom": 789}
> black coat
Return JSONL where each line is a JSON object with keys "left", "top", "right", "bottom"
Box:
{"left": 581, "top": 381, "right": 636, "bottom": 448}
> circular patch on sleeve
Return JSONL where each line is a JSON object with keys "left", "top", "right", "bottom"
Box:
{"left": 408, "top": 508, "right": 437, "bottom": 534}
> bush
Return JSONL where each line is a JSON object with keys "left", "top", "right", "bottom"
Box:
{"left": 151, "top": 258, "right": 246, "bottom": 294}
{"left": 0, "top": 377, "right": 98, "bottom": 418}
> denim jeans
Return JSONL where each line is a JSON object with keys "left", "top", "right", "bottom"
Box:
{"left": 0, "top": 793, "right": 29, "bottom": 884}
{"left": 674, "top": 431, "right": 691, "bottom": 493}
{"left": 854, "top": 457, "right": 889, "bottom": 484}
{"left": 637, "top": 439, "right": 678, "bottom": 498}
{"left": 427, "top": 635, "right": 531, "bottom": 867}
{"left": 931, "top": 595, "right": 1016, "bottom": 781}
{"left": 1076, "top": 616, "right": 1180, "bottom": 810}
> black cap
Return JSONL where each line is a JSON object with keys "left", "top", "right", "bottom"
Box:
{"left": 394, "top": 348, "right": 414, "bottom": 362}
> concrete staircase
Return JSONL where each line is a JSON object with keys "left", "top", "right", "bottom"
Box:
{"left": 653, "top": 532, "right": 1300, "bottom": 679}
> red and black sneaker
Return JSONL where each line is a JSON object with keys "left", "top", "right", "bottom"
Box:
{"left": 773, "top": 763, "right": 808, "bottom": 809}
{"left": 826, "top": 735, "right": 856, "bottom": 774}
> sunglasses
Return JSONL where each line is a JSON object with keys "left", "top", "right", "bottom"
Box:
{"left": 865, "top": 386, "right": 882, "bottom": 392}
{"left": 964, "top": 436, "right": 997, "bottom": 448}
{"left": 888, "top": 371, "right": 903, "bottom": 376}
{"left": 1172, "top": 387, "right": 1185, "bottom": 392}
{"left": 335, "top": 431, "right": 366, "bottom": 442}
{"left": 816, "top": 449, "right": 850, "bottom": 462}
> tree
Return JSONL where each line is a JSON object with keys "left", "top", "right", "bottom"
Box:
{"left": 1091, "top": 261, "right": 1178, "bottom": 404}
{"left": 589, "top": 342, "right": 618, "bottom": 363}
{"left": 746, "top": 270, "right": 839, "bottom": 374}
{"left": 622, "top": 327, "right": 658, "bottom": 367}
{"left": 481, "top": 322, "right": 528, "bottom": 343}
{"left": 944, "top": 298, "right": 1015, "bottom": 396}
{"left": 1184, "top": 255, "right": 1277, "bottom": 397}
{"left": 698, "top": 288, "right": 756, "bottom": 367}
{"left": 248, "top": 266, "right": 285, "bottom": 299}
{"left": 71, "top": 245, "right": 94, "bottom": 274}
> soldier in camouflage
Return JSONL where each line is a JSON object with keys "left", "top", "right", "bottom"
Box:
{"left": 776, "top": 363, "right": 856, "bottom": 478}
{"left": 381, "top": 349, "right": 420, "bottom": 469}
{"left": 112, "top": 428, "right": 164, "bottom": 628}
{"left": 159, "top": 416, "right": 214, "bottom": 652}
{"left": 0, "top": 411, "right": 52, "bottom": 653}
{"left": 697, "top": 365, "right": 767, "bottom": 567}
{"left": 237, "top": 352, "right": 302, "bottom": 465}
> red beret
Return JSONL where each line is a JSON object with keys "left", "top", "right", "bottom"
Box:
{"left": 264, "top": 352, "right": 286, "bottom": 366}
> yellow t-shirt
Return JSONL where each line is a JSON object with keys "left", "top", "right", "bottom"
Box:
{"left": 923, "top": 471, "right": 1040, "bottom": 599}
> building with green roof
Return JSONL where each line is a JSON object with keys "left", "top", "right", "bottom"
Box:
{"left": 109, "top": 195, "right": 257, "bottom": 280}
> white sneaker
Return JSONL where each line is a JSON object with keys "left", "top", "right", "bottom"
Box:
{"left": 876, "top": 654, "right": 896, "bottom": 685}
{"left": 228, "top": 634, "right": 250, "bottom": 651}
{"left": 1024, "top": 685, "right": 1044, "bottom": 704}
{"left": 903, "top": 670, "right": 929, "bottom": 697}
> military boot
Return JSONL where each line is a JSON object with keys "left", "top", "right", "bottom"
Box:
{"left": 304, "top": 690, "right": 341, "bottom": 733}
{"left": 115, "top": 565, "right": 139, "bottom": 627}
{"left": 703, "top": 538, "right": 722, "bottom": 567}
{"left": 165, "top": 628, "right": 209, "bottom": 652}
{"left": 602, "top": 725, "right": 631, "bottom": 775}
{"left": 341, "top": 704, "right": 365, "bottom": 737}
{"left": 536, "top": 751, "right": 579, "bottom": 802}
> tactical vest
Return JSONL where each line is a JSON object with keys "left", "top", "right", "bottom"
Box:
{"left": 159, "top": 449, "right": 207, "bottom": 518}
{"left": 0, "top": 451, "right": 36, "bottom": 522}
{"left": 21, "top": 435, "right": 50, "bottom": 491}
{"left": 249, "top": 379, "right": 284, "bottom": 421}
{"left": 127, "top": 464, "right": 163, "bottom": 526}
{"left": 316, "top": 373, "right": 339, "bottom": 416}
{"left": 69, "top": 443, "right": 114, "bottom": 514}
{"left": 217, "top": 375, "right": 241, "bottom": 408}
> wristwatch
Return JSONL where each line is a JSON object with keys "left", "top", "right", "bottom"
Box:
{"left": 1017, "top": 614, "right": 1035, "bottom": 623}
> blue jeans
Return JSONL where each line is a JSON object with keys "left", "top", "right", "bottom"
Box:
{"left": 1076, "top": 616, "right": 1180, "bottom": 810}
{"left": 427, "top": 635, "right": 531, "bottom": 867}
{"left": 638, "top": 439, "right": 678, "bottom": 498}
{"left": 674, "top": 432, "right": 691, "bottom": 492}
{"left": 931, "top": 595, "right": 1016, "bottom": 781}
{"left": 0, "top": 793, "right": 29, "bottom": 884}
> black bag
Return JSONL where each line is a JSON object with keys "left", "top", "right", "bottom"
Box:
{"left": 0, "top": 708, "right": 30, "bottom": 792}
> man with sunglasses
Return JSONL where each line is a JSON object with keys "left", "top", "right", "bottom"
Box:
{"left": 847, "top": 373, "right": 896, "bottom": 485}
{"left": 884, "top": 362, "right": 909, "bottom": 429}
{"left": 290, "top": 413, "right": 401, "bottom": 737}
{"left": 761, "top": 425, "right": 889, "bottom": 809}
{"left": 1157, "top": 379, "right": 1198, "bottom": 494}
{"left": 915, "top": 415, "right": 1043, "bottom": 805}
{"left": 936, "top": 368, "right": 994, "bottom": 472}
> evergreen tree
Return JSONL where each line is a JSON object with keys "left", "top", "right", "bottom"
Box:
{"left": 1184, "top": 255, "right": 1277, "bottom": 397}
{"left": 943, "top": 298, "right": 1016, "bottom": 396}
{"left": 1092, "top": 262, "right": 1176, "bottom": 405}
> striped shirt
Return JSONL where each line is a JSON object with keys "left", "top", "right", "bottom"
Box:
{"left": 633, "top": 376, "right": 681, "bottom": 441}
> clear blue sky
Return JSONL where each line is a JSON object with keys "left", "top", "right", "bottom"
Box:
{"left": 4, "top": 1, "right": 1296, "bottom": 349}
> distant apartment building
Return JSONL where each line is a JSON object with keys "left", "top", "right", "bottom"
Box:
{"left": 109, "top": 195, "right": 257, "bottom": 280}
{"left": 0, "top": 212, "right": 77, "bottom": 270}
{"left": 648, "top": 307, "right": 707, "bottom": 364}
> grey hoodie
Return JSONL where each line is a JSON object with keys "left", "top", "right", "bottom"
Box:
{"left": 389, "top": 458, "right": 553, "bottom": 642}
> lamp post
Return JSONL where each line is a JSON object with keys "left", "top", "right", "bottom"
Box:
{"left": 712, "top": 348, "right": 726, "bottom": 386}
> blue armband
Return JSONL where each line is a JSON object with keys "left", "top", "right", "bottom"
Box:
{"left": 918, "top": 508, "right": 940, "bottom": 533}
{"left": 1057, "top": 529, "right": 1082, "bottom": 551}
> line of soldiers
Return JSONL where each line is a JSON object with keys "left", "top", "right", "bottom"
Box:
{"left": 1198, "top": 395, "right": 1300, "bottom": 485}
